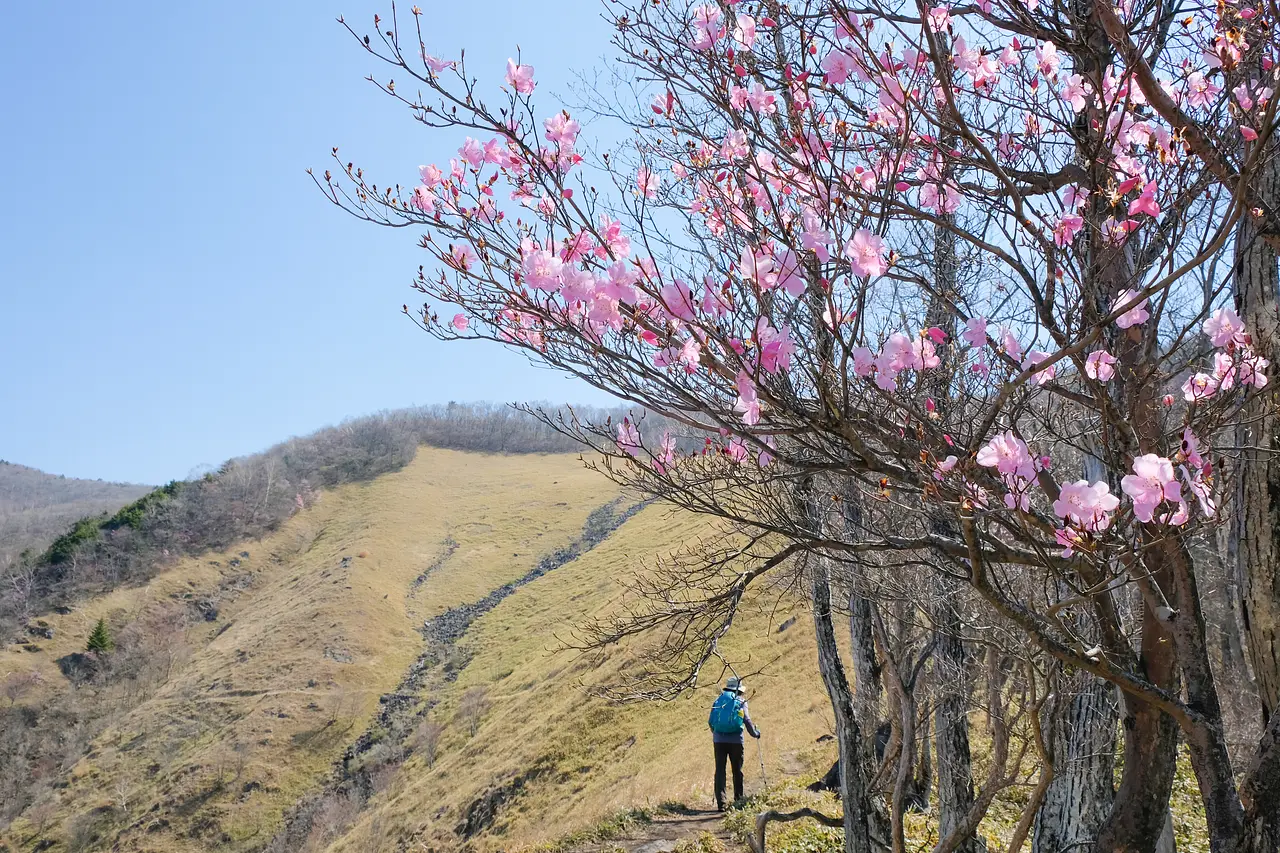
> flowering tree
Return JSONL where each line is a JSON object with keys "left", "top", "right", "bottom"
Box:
{"left": 319, "top": 1, "right": 1280, "bottom": 850}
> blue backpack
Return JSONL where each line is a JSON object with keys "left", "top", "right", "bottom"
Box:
{"left": 709, "top": 690, "right": 745, "bottom": 734}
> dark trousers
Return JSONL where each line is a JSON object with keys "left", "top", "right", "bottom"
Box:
{"left": 713, "top": 741, "right": 744, "bottom": 808}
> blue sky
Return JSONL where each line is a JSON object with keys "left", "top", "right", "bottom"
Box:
{"left": 0, "top": 1, "right": 617, "bottom": 484}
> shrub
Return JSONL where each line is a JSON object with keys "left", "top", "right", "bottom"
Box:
{"left": 44, "top": 515, "right": 104, "bottom": 565}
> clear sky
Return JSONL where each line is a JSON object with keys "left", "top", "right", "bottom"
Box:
{"left": 0, "top": 1, "right": 617, "bottom": 485}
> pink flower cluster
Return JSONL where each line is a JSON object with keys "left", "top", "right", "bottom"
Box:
{"left": 976, "top": 430, "right": 1039, "bottom": 510}
{"left": 1183, "top": 307, "right": 1270, "bottom": 401}
{"left": 851, "top": 330, "right": 941, "bottom": 392}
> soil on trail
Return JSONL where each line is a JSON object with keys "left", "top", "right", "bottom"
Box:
{"left": 570, "top": 809, "right": 747, "bottom": 853}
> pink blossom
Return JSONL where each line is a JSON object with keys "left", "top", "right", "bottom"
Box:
{"left": 845, "top": 229, "right": 889, "bottom": 278}
{"left": 690, "top": 4, "right": 726, "bottom": 49}
{"left": 701, "top": 283, "right": 730, "bottom": 317}
{"left": 617, "top": 420, "right": 642, "bottom": 457}
{"left": 451, "top": 313, "right": 468, "bottom": 332}
{"left": 1062, "top": 75, "right": 1089, "bottom": 112}
{"left": 721, "top": 129, "right": 750, "bottom": 160}
{"left": 934, "top": 455, "right": 958, "bottom": 480}
{"left": 1203, "top": 306, "right": 1246, "bottom": 347}
{"left": 734, "top": 370, "right": 761, "bottom": 424}
{"left": 746, "top": 83, "right": 777, "bottom": 114}
{"left": 1102, "top": 217, "right": 1141, "bottom": 246}
{"left": 505, "top": 59, "right": 536, "bottom": 95}
{"left": 1185, "top": 72, "right": 1222, "bottom": 108}
{"left": 977, "top": 430, "right": 1036, "bottom": 479}
{"left": 729, "top": 84, "right": 749, "bottom": 110}
{"left": 852, "top": 346, "right": 875, "bottom": 377}
{"left": 1121, "top": 454, "right": 1182, "bottom": 523}
{"left": 1054, "top": 213, "right": 1084, "bottom": 247}
{"left": 522, "top": 246, "right": 564, "bottom": 291}
{"left": 822, "top": 50, "right": 857, "bottom": 84}
{"left": 732, "top": 13, "right": 757, "bottom": 49}
{"left": 740, "top": 246, "right": 776, "bottom": 289}
{"left": 1055, "top": 527, "right": 1085, "bottom": 558}
{"left": 774, "top": 249, "right": 806, "bottom": 297}
{"left": 419, "top": 164, "right": 444, "bottom": 188}
{"left": 543, "top": 112, "right": 581, "bottom": 147}
{"left": 962, "top": 317, "right": 988, "bottom": 347}
{"left": 1054, "top": 480, "right": 1120, "bottom": 530}
{"left": 654, "top": 431, "right": 677, "bottom": 474}
{"left": 926, "top": 5, "right": 952, "bottom": 32}
{"left": 458, "top": 137, "right": 485, "bottom": 168}
{"left": 1084, "top": 349, "right": 1117, "bottom": 381}
{"left": 660, "top": 280, "right": 698, "bottom": 322}
{"left": 911, "top": 337, "right": 941, "bottom": 370}
{"left": 1128, "top": 183, "right": 1161, "bottom": 218}
{"left": 757, "top": 319, "right": 796, "bottom": 373}
{"left": 423, "top": 54, "right": 456, "bottom": 73}
{"left": 880, "top": 333, "right": 916, "bottom": 373}
{"left": 411, "top": 186, "right": 437, "bottom": 214}
{"left": 1000, "top": 327, "right": 1023, "bottom": 361}
{"left": 1182, "top": 427, "right": 1205, "bottom": 468}
{"left": 1181, "top": 465, "right": 1216, "bottom": 517}
{"left": 449, "top": 243, "right": 477, "bottom": 271}
{"left": 726, "top": 437, "right": 750, "bottom": 463}
{"left": 1112, "top": 289, "right": 1150, "bottom": 329}
{"left": 1035, "top": 41, "right": 1061, "bottom": 77}
{"left": 597, "top": 216, "right": 632, "bottom": 259}
{"left": 800, "top": 211, "right": 832, "bottom": 262}
{"left": 1182, "top": 372, "right": 1219, "bottom": 402}
{"left": 1239, "top": 350, "right": 1271, "bottom": 388}
{"left": 1023, "top": 351, "right": 1056, "bottom": 385}
{"left": 758, "top": 435, "right": 776, "bottom": 467}
{"left": 1063, "top": 184, "right": 1089, "bottom": 210}
{"left": 637, "top": 166, "right": 660, "bottom": 199}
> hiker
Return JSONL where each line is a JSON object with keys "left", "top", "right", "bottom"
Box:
{"left": 708, "top": 676, "right": 760, "bottom": 811}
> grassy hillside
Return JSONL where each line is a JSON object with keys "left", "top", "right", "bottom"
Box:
{"left": 0, "top": 462, "right": 150, "bottom": 567}
{"left": 0, "top": 449, "right": 833, "bottom": 853}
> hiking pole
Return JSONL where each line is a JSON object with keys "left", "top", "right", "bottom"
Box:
{"left": 757, "top": 733, "right": 769, "bottom": 794}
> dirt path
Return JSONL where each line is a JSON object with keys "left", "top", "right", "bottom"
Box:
{"left": 573, "top": 809, "right": 747, "bottom": 853}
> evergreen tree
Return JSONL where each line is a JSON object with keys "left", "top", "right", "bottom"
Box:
{"left": 86, "top": 618, "right": 112, "bottom": 654}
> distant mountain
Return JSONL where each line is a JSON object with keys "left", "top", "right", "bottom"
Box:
{"left": 0, "top": 461, "right": 151, "bottom": 566}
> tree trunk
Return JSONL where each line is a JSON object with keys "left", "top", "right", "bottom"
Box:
{"left": 1094, "top": 591, "right": 1180, "bottom": 853}
{"left": 1233, "top": 152, "right": 1280, "bottom": 724}
{"left": 811, "top": 554, "right": 876, "bottom": 853}
{"left": 1240, "top": 711, "right": 1280, "bottom": 853}
{"left": 851, "top": 592, "right": 883, "bottom": 735}
{"left": 1033, "top": 674, "right": 1116, "bottom": 853}
{"left": 1155, "top": 810, "right": 1177, "bottom": 853}
{"left": 933, "top": 590, "right": 981, "bottom": 853}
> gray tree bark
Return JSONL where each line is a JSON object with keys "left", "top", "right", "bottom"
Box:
{"left": 810, "top": 553, "right": 876, "bottom": 853}
{"left": 933, "top": 590, "right": 982, "bottom": 853}
{"left": 1032, "top": 675, "right": 1117, "bottom": 853}
{"left": 1232, "top": 152, "right": 1280, "bottom": 725}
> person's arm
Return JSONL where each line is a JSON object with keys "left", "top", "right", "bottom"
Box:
{"left": 742, "top": 701, "right": 761, "bottom": 738}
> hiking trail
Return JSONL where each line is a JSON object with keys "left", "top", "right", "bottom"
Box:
{"left": 565, "top": 809, "right": 746, "bottom": 853}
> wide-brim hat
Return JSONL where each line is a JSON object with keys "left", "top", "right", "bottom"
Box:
{"left": 725, "top": 677, "right": 746, "bottom": 694}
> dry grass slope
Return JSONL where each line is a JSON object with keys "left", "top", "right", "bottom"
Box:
{"left": 0, "top": 450, "right": 652, "bottom": 851}
{"left": 0, "top": 446, "right": 1212, "bottom": 853}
